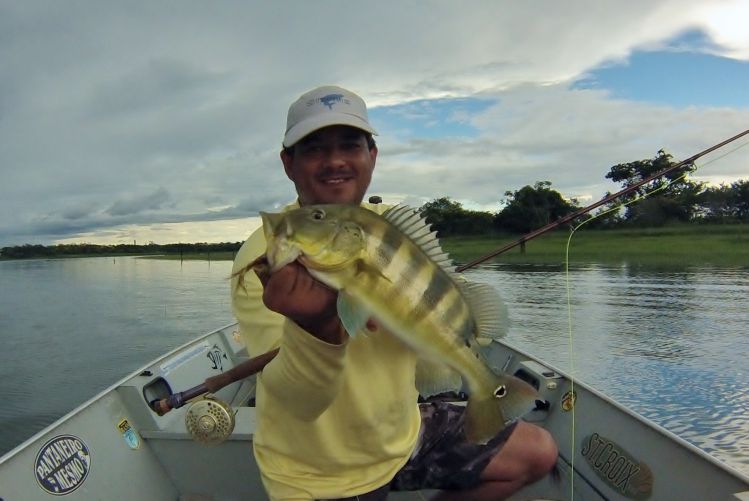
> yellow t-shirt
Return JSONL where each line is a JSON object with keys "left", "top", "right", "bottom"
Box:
{"left": 231, "top": 202, "right": 421, "bottom": 500}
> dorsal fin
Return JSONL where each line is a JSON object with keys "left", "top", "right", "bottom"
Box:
{"left": 457, "top": 280, "right": 510, "bottom": 345}
{"left": 382, "top": 204, "right": 454, "bottom": 273}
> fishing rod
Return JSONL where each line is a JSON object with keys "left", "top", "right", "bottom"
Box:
{"left": 455, "top": 128, "right": 749, "bottom": 273}
{"left": 149, "top": 348, "right": 278, "bottom": 415}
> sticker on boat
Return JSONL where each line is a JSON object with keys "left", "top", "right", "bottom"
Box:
{"left": 206, "top": 343, "right": 227, "bottom": 371}
{"left": 34, "top": 435, "right": 91, "bottom": 495}
{"left": 117, "top": 419, "right": 140, "bottom": 450}
{"left": 581, "top": 432, "right": 653, "bottom": 499}
{"left": 232, "top": 329, "right": 242, "bottom": 344}
{"left": 561, "top": 390, "right": 576, "bottom": 411}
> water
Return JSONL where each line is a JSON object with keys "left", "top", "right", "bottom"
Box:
{"left": 0, "top": 257, "right": 234, "bottom": 456}
{"left": 0, "top": 257, "right": 747, "bottom": 476}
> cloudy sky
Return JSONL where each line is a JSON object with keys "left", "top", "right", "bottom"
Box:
{"left": 2, "top": 0, "right": 748, "bottom": 246}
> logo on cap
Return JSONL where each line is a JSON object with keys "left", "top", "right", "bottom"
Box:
{"left": 308, "top": 93, "right": 350, "bottom": 110}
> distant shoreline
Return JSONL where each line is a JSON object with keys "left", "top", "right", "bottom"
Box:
{"left": 0, "top": 251, "right": 237, "bottom": 262}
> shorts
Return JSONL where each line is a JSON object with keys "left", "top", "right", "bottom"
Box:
{"left": 391, "top": 401, "right": 517, "bottom": 491}
{"left": 318, "top": 401, "right": 517, "bottom": 500}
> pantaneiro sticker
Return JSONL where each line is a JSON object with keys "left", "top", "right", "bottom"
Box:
{"left": 34, "top": 435, "right": 91, "bottom": 495}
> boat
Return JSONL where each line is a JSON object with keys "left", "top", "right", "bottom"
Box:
{"left": 1, "top": 322, "right": 747, "bottom": 500}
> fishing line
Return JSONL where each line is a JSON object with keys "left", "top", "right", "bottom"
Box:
{"left": 560, "top": 136, "right": 749, "bottom": 499}
{"left": 562, "top": 171, "right": 681, "bottom": 499}
{"left": 697, "top": 137, "right": 749, "bottom": 166}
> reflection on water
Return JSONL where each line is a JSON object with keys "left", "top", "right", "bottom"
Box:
{"left": 1, "top": 257, "right": 747, "bottom": 476}
{"left": 467, "top": 262, "right": 749, "bottom": 475}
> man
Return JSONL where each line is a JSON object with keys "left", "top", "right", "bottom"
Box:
{"left": 231, "top": 85, "right": 557, "bottom": 500}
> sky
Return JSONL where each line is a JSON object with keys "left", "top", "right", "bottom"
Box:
{"left": 1, "top": 0, "right": 748, "bottom": 247}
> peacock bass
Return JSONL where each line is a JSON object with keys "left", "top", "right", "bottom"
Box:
{"left": 259, "top": 204, "right": 540, "bottom": 443}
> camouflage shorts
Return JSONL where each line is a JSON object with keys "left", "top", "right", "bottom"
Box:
{"left": 390, "top": 401, "right": 517, "bottom": 492}
{"left": 318, "top": 402, "right": 517, "bottom": 500}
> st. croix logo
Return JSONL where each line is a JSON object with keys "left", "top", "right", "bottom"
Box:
{"left": 34, "top": 434, "right": 91, "bottom": 495}
{"left": 581, "top": 432, "right": 653, "bottom": 499}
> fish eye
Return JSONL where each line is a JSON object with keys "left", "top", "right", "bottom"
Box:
{"left": 494, "top": 385, "right": 507, "bottom": 399}
{"left": 311, "top": 209, "right": 325, "bottom": 221}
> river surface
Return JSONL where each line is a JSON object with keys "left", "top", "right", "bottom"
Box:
{"left": 0, "top": 256, "right": 747, "bottom": 476}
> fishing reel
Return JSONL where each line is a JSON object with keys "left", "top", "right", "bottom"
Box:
{"left": 184, "top": 394, "right": 236, "bottom": 445}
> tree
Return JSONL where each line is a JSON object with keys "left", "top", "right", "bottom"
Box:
{"left": 604, "top": 150, "right": 703, "bottom": 225}
{"left": 698, "top": 179, "right": 749, "bottom": 221}
{"left": 418, "top": 197, "right": 494, "bottom": 236}
{"left": 733, "top": 179, "right": 749, "bottom": 219}
{"left": 494, "top": 181, "right": 579, "bottom": 234}
{"left": 418, "top": 197, "right": 464, "bottom": 235}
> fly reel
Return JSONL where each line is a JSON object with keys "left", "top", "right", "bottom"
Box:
{"left": 185, "top": 394, "right": 235, "bottom": 445}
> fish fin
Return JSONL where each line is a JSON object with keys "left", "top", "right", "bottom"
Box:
{"left": 458, "top": 280, "right": 510, "bottom": 345}
{"left": 415, "top": 358, "right": 463, "bottom": 397}
{"left": 355, "top": 258, "right": 392, "bottom": 284}
{"left": 260, "top": 211, "right": 284, "bottom": 243}
{"left": 464, "top": 393, "right": 508, "bottom": 444}
{"left": 381, "top": 205, "right": 454, "bottom": 274}
{"left": 336, "top": 291, "right": 372, "bottom": 338}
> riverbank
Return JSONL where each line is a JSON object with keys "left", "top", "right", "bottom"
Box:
{"left": 3, "top": 224, "right": 746, "bottom": 266}
{"left": 443, "top": 223, "right": 749, "bottom": 266}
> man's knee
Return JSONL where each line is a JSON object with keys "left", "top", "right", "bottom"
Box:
{"left": 525, "top": 424, "right": 558, "bottom": 480}
{"left": 481, "top": 422, "right": 558, "bottom": 485}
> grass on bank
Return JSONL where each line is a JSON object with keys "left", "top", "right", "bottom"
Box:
{"left": 148, "top": 251, "right": 238, "bottom": 261}
{"left": 441, "top": 224, "right": 749, "bottom": 267}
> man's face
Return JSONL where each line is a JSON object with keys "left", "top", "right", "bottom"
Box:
{"left": 281, "top": 125, "right": 377, "bottom": 206}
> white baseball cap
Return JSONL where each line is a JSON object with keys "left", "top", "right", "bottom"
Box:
{"left": 282, "top": 85, "right": 378, "bottom": 148}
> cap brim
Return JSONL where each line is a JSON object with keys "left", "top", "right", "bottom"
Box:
{"left": 283, "top": 112, "right": 377, "bottom": 148}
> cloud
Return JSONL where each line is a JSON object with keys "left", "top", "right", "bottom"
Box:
{"left": 1, "top": 1, "right": 747, "bottom": 245}
{"left": 106, "top": 187, "right": 172, "bottom": 216}
{"left": 373, "top": 83, "right": 749, "bottom": 210}
{"left": 85, "top": 59, "right": 229, "bottom": 119}
{"left": 694, "top": 0, "right": 749, "bottom": 59}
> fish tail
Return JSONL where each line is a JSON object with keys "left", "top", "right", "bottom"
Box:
{"left": 464, "top": 388, "right": 507, "bottom": 444}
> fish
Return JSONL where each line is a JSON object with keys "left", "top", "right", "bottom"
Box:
{"left": 259, "top": 203, "right": 540, "bottom": 443}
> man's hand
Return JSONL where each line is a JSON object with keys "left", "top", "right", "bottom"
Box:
{"left": 256, "top": 262, "right": 347, "bottom": 345}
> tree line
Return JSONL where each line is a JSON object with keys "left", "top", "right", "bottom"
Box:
{"left": 2, "top": 150, "right": 746, "bottom": 259}
{"left": 0, "top": 242, "right": 241, "bottom": 259}
{"left": 420, "top": 150, "right": 748, "bottom": 236}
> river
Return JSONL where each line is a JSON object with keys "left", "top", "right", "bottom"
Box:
{"left": 0, "top": 256, "right": 747, "bottom": 475}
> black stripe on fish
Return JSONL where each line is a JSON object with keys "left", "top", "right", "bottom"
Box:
{"left": 393, "top": 244, "right": 423, "bottom": 288}
{"left": 422, "top": 271, "right": 453, "bottom": 310}
{"left": 377, "top": 224, "right": 404, "bottom": 264}
{"left": 444, "top": 293, "right": 471, "bottom": 333}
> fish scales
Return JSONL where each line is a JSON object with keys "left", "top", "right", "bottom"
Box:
{"left": 359, "top": 213, "right": 471, "bottom": 338}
